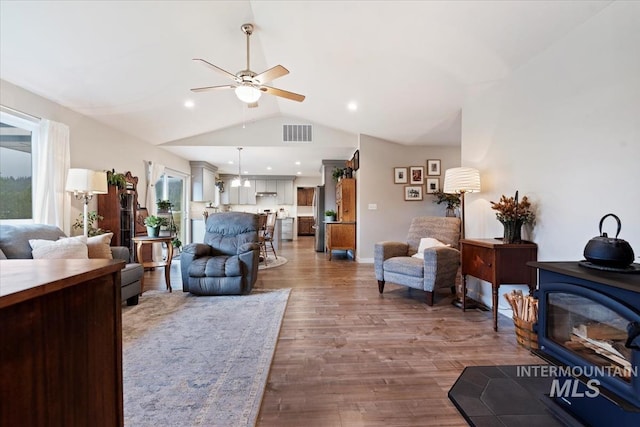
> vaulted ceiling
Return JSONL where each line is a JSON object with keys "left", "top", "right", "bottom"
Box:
{"left": 0, "top": 1, "right": 611, "bottom": 176}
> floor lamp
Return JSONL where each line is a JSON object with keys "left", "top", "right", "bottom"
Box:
{"left": 443, "top": 167, "right": 481, "bottom": 308}
{"left": 443, "top": 167, "right": 481, "bottom": 240}
{"left": 66, "top": 169, "right": 108, "bottom": 236}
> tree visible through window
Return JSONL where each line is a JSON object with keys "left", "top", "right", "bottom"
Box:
{"left": 0, "top": 111, "right": 36, "bottom": 220}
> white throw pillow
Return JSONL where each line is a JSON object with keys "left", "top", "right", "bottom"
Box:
{"left": 412, "top": 237, "right": 450, "bottom": 259}
{"left": 29, "top": 235, "right": 88, "bottom": 259}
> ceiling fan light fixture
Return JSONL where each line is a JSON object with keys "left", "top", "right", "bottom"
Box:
{"left": 235, "top": 85, "right": 261, "bottom": 104}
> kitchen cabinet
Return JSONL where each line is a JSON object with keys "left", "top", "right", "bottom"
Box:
{"left": 220, "top": 179, "right": 230, "bottom": 205}
{"left": 277, "top": 180, "right": 294, "bottom": 205}
{"left": 297, "top": 187, "right": 314, "bottom": 206}
{"left": 238, "top": 180, "right": 256, "bottom": 205}
{"left": 255, "top": 179, "right": 277, "bottom": 193}
{"left": 223, "top": 180, "right": 256, "bottom": 205}
{"left": 297, "top": 216, "right": 314, "bottom": 235}
{"left": 202, "top": 168, "right": 216, "bottom": 202}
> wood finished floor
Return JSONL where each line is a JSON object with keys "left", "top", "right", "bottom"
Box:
{"left": 142, "top": 237, "right": 543, "bottom": 427}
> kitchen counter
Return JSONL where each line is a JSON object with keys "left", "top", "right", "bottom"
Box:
{"left": 276, "top": 217, "right": 294, "bottom": 241}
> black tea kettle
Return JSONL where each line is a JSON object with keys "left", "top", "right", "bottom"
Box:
{"left": 583, "top": 213, "right": 635, "bottom": 268}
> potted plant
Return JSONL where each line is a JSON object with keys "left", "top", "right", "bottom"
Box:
{"left": 144, "top": 215, "right": 168, "bottom": 237}
{"left": 157, "top": 199, "right": 172, "bottom": 213}
{"left": 432, "top": 190, "right": 461, "bottom": 217}
{"left": 106, "top": 169, "right": 127, "bottom": 189}
{"left": 324, "top": 209, "right": 336, "bottom": 222}
{"left": 332, "top": 167, "right": 343, "bottom": 182}
{"left": 172, "top": 237, "right": 182, "bottom": 252}
{"left": 72, "top": 211, "right": 108, "bottom": 237}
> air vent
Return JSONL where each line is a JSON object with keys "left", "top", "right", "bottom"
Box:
{"left": 283, "top": 124, "right": 312, "bottom": 142}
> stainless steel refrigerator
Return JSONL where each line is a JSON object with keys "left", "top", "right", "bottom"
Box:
{"left": 312, "top": 185, "right": 325, "bottom": 252}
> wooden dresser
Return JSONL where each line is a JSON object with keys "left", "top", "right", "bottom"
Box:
{"left": 0, "top": 259, "right": 126, "bottom": 427}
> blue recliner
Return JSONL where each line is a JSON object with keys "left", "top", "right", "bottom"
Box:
{"left": 181, "top": 212, "right": 260, "bottom": 296}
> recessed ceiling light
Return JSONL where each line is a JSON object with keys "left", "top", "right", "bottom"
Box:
{"left": 295, "top": 161, "right": 301, "bottom": 165}
{"left": 266, "top": 166, "right": 272, "bottom": 170}
{"left": 184, "top": 100, "right": 195, "bottom": 109}
{"left": 228, "top": 160, "right": 234, "bottom": 164}
{"left": 297, "top": 171, "right": 302, "bottom": 175}
{"left": 347, "top": 101, "right": 358, "bottom": 111}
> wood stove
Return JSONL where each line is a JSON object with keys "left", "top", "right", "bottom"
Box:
{"left": 531, "top": 262, "right": 640, "bottom": 426}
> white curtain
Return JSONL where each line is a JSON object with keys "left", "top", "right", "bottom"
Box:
{"left": 33, "top": 119, "right": 70, "bottom": 233}
{"left": 145, "top": 161, "right": 165, "bottom": 261}
{"left": 145, "top": 161, "right": 165, "bottom": 214}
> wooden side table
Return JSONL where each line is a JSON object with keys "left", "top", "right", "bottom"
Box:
{"left": 133, "top": 236, "right": 174, "bottom": 292}
{"left": 460, "top": 238, "right": 538, "bottom": 331}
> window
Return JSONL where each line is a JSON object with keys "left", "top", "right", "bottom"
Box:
{"left": 0, "top": 108, "right": 40, "bottom": 222}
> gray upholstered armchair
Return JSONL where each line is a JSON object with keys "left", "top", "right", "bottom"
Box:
{"left": 374, "top": 216, "right": 461, "bottom": 305}
{"left": 181, "top": 212, "right": 260, "bottom": 296}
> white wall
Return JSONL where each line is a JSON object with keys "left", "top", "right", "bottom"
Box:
{"left": 357, "top": 134, "right": 461, "bottom": 261}
{"left": 1, "top": 79, "right": 191, "bottom": 229}
{"left": 461, "top": 2, "right": 640, "bottom": 310}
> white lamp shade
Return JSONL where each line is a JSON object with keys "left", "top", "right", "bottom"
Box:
{"left": 65, "top": 169, "right": 108, "bottom": 194}
{"left": 443, "top": 167, "right": 481, "bottom": 194}
{"left": 230, "top": 177, "right": 241, "bottom": 188}
{"left": 235, "top": 85, "right": 262, "bottom": 103}
{"left": 243, "top": 179, "right": 251, "bottom": 188}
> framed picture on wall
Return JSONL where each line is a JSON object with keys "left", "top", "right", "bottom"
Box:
{"left": 394, "top": 167, "right": 408, "bottom": 184}
{"left": 426, "top": 178, "right": 440, "bottom": 194}
{"left": 410, "top": 166, "right": 424, "bottom": 184}
{"left": 427, "top": 159, "right": 441, "bottom": 176}
{"left": 404, "top": 185, "right": 423, "bottom": 201}
{"left": 352, "top": 150, "right": 360, "bottom": 171}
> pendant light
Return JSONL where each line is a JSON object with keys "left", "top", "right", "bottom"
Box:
{"left": 231, "top": 147, "right": 251, "bottom": 188}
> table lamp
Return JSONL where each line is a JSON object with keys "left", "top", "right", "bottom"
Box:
{"left": 65, "top": 168, "right": 108, "bottom": 236}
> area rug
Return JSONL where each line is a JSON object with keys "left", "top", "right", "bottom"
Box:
{"left": 121, "top": 288, "right": 291, "bottom": 427}
{"left": 258, "top": 255, "right": 288, "bottom": 270}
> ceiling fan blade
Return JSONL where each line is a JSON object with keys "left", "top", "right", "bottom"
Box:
{"left": 190, "top": 85, "right": 235, "bottom": 93}
{"left": 254, "top": 65, "right": 289, "bottom": 84}
{"left": 192, "top": 58, "right": 238, "bottom": 82}
{"left": 260, "top": 86, "right": 305, "bottom": 102}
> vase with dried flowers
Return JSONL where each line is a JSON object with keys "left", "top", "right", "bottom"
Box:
{"left": 490, "top": 191, "right": 535, "bottom": 243}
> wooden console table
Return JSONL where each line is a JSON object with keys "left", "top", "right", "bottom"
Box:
{"left": 460, "top": 238, "right": 538, "bottom": 331}
{"left": 133, "top": 235, "right": 174, "bottom": 292}
{"left": 0, "top": 259, "right": 125, "bottom": 426}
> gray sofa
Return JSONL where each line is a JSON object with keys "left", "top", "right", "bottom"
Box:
{"left": 0, "top": 224, "right": 143, "bottom": 306}
{"left": 181, "top": 212, "right": 260, "bottom": 295}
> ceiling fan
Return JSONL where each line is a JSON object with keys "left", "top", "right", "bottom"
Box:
{"left": 191, "top": 23, "right": 305, "bottom": 107}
